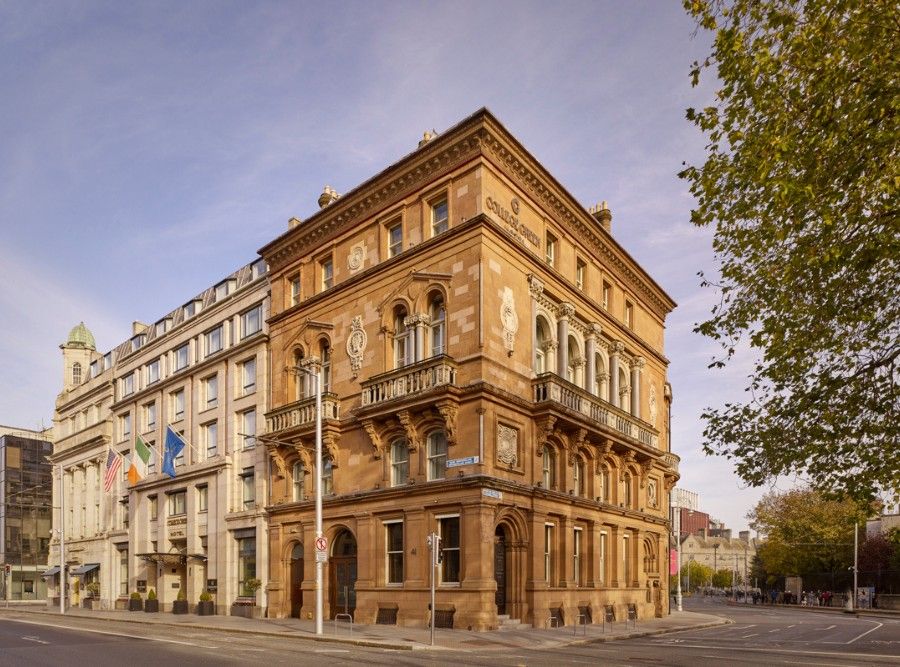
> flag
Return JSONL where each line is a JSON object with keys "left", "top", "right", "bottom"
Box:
{"left": 128, "top": 435, "right": 151, "bottom": 485}
{"left": 162, "top": 425, "right": 186, "bottom": 478}
{"left": 103, "top": 448, "right": 122, "bottom": 492}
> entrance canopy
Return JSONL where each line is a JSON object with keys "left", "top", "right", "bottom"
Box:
{"left": 70, "top": 563, "right": 100, "bottom": 576}
{"left": 137, "top": 552, "right": 207, "bottom": 566}
{"left": 41, "top": 566, "right": 60, "bottom": 578}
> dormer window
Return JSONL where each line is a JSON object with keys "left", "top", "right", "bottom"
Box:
{"left": 131, "top": 334, "right": 145, "bottom": 352}
{"left": 251, "top": 259, "right": 267, "bottom": 280}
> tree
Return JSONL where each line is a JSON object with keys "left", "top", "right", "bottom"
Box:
{"left": 680, "top": 0, "right": 900, "bottom": 503}
{"left": 712, "top": 568, "right": 733, "bottom": 588}
{"left": 749, "top": 488, "right": 865, "bottom": 589}
{"left": 681, "top": 560, "right": 714, "bottom": 591}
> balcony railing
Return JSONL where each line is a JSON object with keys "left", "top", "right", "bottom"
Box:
{"left": 532, "top": 373, "right": 659, "bottom": 448}
{"left": 663, "top": 452, "right": 680, "bottom": 474}
{"left": 360, "top": 355, "right": 457, "bottom": 407}
{"left": 265, "top": 393, "right": 341, "bottom": 434}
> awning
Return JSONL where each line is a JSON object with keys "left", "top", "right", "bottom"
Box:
{"left": 41, "top": 566, "right": 60, "bottom": 578}
{"left": 70, "top": 563, "right": 100, "bottom": 575}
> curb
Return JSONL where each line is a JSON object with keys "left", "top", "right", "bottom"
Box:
{"left": 560, "top": 617, "right": 733, "bottom": 648}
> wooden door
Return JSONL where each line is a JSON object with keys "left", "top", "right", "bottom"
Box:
{"left": 494, "top": 532, "right": 507, "bottom": 615}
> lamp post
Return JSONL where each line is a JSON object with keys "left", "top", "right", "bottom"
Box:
{"left": 59, "top": 464, "right": 65, "bottom": 614}
{"left": 673, "top": 503, "right": 682, "bottom": 612}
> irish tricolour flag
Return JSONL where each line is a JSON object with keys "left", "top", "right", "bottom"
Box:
{"left": 128, "top": 435, "right": 152, "bottom": 485}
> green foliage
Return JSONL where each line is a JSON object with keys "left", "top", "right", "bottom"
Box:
{"left": 86, "top": 581, "right": 100, "bottom": 595}
{"left": 147, "top": 588, "right": 156, "bottom": 600}
{"left": 245, "top": 578, "right": 262, "bottom": 593}
{"left": 712, "top": 568, "right": 734, "bottom": 588}
{"left": 176, "top": 588, "right": 186, "bottom": 601}
{"left": 130, "top": 591, "right": 141, "bottom": 600}
{"left": 681, "top": 560, "right": 713, "bottom": 590}
{"left": 749, "top": 488, "right": 865, "bottom": 580}
{"left": 199, "top": 590, "right": 212, "bottom": 602}
{"left": 681, "top": 0, "right": 900, "bottom": 502}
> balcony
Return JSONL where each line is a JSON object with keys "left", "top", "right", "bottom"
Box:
{"left": 360, "top": 355, "right": 457, "bottom": 408}
{"left": 662, "top": 452, "right": 680, "bottom": 474}
{"left": 265, "top": 393, "right": 341, "bottom": 434}
{"left": 532, "top": 373, "right": 659, "bottom": 448}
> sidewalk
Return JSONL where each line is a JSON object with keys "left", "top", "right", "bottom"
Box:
{"left": 0, "top": 603, "right": 729, "bottom": 651}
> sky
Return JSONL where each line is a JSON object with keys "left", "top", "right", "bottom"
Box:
{"left": 0, "top": 0, "right": 781, "bottom": 533}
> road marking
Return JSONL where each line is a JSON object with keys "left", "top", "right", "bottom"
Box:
{"left": 2, "top": 617, "right": 219, "bottom": 649}
{"left": 822, "top": 624, "right": 836, "bottom": 630}
{"left": 314, "top": 649, "right": 350, "bottom": 653}
{"left": 742, "top": 633, "right": 758, "bottom": 638}
{"left": 22, "top": 635, "right": 50, "bottom": 645}
{"left": 769, "top": 628, "right": 781, "bottom": 633}
{"left": 627, "top": 640, "right": 900, "bottom": 661}
{"left": 846, "top": 620, "right": 883, "bottom": 645}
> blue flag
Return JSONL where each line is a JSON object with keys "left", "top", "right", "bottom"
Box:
{"left": 163, "top": 425, "right": 186, "bottom": 478}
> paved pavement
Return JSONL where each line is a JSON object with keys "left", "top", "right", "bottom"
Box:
{"left": 0, "top": 602, "right": 729, "bottom": 651}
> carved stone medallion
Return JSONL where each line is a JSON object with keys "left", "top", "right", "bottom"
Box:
{"left": 347, "top": 245, "right": 364, "bottom": 272}
{"left": 497, "top": 425, "right": 518, "bottom": 467}
{"left": 346, "top": 315, "right": 367, "bottom": 376}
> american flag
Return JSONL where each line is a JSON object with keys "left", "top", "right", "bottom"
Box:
{"left": 103, "top": 448, "right": 122, "bottom": 492}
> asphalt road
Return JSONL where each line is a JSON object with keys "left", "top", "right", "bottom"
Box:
{"left": 1, "top": 598, "right": 898, "bottom": 666}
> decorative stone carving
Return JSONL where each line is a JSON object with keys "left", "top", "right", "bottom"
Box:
{"left": 647, "top": 479, "right": 658, "bottom": 508}
{"left": 558, "top": 302, "right": 575, "bottom": 319}
{"left": 587, "top": 323, "right": 602, "bottom": 339}
{"left": 570, "top": 427, "right": 587, "bottom": 464}
{"left": 347, "top": 244, "right": 364, "bottom": 272}
{"left": 397, "top": 410, "right": 420, "bottom": 452}
{"left": 436, "top": 401, "right": 458, "bottom": 447}
{"left": 270, "top": 447, "right": 288, "bottom": 479}
{"left": 361, "top": 419, "right": 383, "bottom": 459}
{"left": 346, "top": 316, "right": 367, "bottom": 377}
{"left": 648, "top": 384, "right": 658, "bottom": 426}
{"left": 497, "top": 425, "right": 518, "bottom": 467}
{"left": 528, "top": 274, "right": 545, "bottom": 299}
{"left": 611, "top": 341, "right": 625, "bottom": 355}
{"left": 322, "top": 432, "right": 339, "bottom": 466}
{"left": 500, "top": 287, "right": 519, "bottom": 356}
{"left": 536, "top": 416, "right": 557, "bottom": 453}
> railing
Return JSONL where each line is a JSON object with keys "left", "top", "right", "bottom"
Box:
{"left": 360, "top": 355, "right": 457, "bottom": 407}
{"left": 265, "top": 393, "right": 340, "bottom": 433}
{"left": 662, "top": 452, "right": 680, "bottom": 474}
{"left": 532, "top": 373, "right": 659, "bottom": 448}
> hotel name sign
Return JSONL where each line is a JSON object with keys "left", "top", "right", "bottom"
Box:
{"left": 485, "top": 196, "right": 540, "bottom": 248}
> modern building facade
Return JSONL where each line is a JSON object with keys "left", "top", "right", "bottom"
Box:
{"left": 0, "top": 427, "right": 53, "bottom": 601}
{"left": 260, "top": 109, "right": 679, "bottom": 629}
{"left": 50, "top": 259, "right": 270, "bottom": 613}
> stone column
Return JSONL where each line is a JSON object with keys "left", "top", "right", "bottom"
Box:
{"left": 584, "top": 324, "right": 601, "bottom": 394}
{"left": 608, "top": 525, "right": 620, "bottom": 587}
{"left": 631, "top": 357, "right": 644, "bottom": 417}
{"left": 609, "top": 342, "right": 623, "bottom": 404}
{"left": 557, "top": 303, "right": 574, "bottom": 377}
{"left": 414, "top": 315, "right": 427, "bottom": 362}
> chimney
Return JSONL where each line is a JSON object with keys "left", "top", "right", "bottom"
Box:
{"left": 589, "top": 200, "right": 612, "bottom": 233}
{"left": 739, "top": 530, "right": 750, "bottom": 543}
{"left": 318, "top": 185, "right": 340, "bottom": 209}
{"left": 132, "top": 321, "right": 149, "bottom": 336}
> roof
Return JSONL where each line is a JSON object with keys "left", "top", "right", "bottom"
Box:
{"left": 65, "top": 322, "right": 96, "bottom": 350}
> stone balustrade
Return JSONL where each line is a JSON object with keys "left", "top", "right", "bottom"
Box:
{"left": 265, "top": 394, "right": 340, "bottom": 433}
{"left": 360, "top": 355, "right": 457, "bottom": 407}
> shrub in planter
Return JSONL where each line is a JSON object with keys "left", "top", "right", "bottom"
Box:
{"left": 128, "top": 592, "right": 143, "bottom": 612}
{"left": 172, "top": 587, "right": 189, "bottom": 614}
{"left": 196, "top": 590, "right": 215, "bottom": 616}
{"left": 144, "top": 588, "right": 159, "bottom": 613}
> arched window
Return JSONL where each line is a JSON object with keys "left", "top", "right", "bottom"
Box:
{"left": 72, "top": 362, "right": 82, "bottom": 385}
{"left": 393, "top": 305, "right": 411, "bottom": 368}
{"left": 623, "top": 472, "right": 633, "bottom": 508}
{"left": 319, "top": 340, "right": 331, "bottom": 392}
{"left": 619, "top": 368, "right": 630, "bottom": 411}
{"left": 594, "top": 353, "right": 608, "bottom": 398}
{"left": 322, "top": 457, "right": 334, "bottom": 495}
{"left": 429, "top": 293, "right": 446, "bottom": 357}
{"left": 427, "top": 431, "right": 448, "bottom": 480}
{"left": 567, "top": 335, "right": 581, "bottom": 386}
{"left": 535, "top": 316, "right": 553, "bottom": 374}
{"left": 390, "top": 438, "right": 409, "bottom": 486}
{"left": 643, "top": 539, "right": 657, "bottom": 573}
{"left": 541, "top": 446, "right": 556, "bottom": 489}
{"left": 600, "top": 467, "right": 611, "bottom": 502}
{"left": 292, "top": 462, "right": 304, "bottom": 502}
{"left": 293, "top": 349, "right": 306, "bottom": 401}
{"left": 573, "top": 457, "right": 586, "bottom": 497}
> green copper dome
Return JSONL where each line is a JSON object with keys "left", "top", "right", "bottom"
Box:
{"left": 66, "top": 322, "right": 96, "bottom": 350}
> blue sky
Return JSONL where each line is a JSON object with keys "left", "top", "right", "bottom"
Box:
{"left": 0, "top": 0, "right": 778, "bottom": 532}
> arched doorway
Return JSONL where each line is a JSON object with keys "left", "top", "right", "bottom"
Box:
{"left": 494, "top": 525, "right": 508, "bottom": 615}
{"left": 329, "top": 530, "right": 357, "bottom": 618}
{"left": 290, "top": 543, "right": 303, "bottom": 618}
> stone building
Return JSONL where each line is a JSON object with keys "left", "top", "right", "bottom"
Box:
{"left": 50, "top": 259, "right": 270, "bottom": 613}
{"left": 680, "top": 529, "right": 758, "bottom": 585}
{"left": 260, "top": 109, "right": 679, "bottom": 630}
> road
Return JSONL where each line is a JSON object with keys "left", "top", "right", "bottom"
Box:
{"left": 1, "top": 598, "right": 898, "bottom": 666}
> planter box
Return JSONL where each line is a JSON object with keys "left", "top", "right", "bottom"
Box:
{"left": 230, "top": 603, "right": 261, "bottom": 619}
{"left": 172, "top": 600, "right": 189, "bottom": 614}
{"left": 144, "top": 599, "right": 159, "bottom": 613}
{"left": 128, "top": 598, "right": 143, "bottom": 612}
{"left": 82, "top": 598, "right": 101, "bottom": 610}
{"left": 196, "top": 600, "right": 215, "bottom": 616}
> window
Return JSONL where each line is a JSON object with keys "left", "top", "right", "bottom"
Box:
{"left": 214, "top": 280, "right": 230, "bottom": 301}
{"left": 242, "top": 305, "right": 262, "bottom": 339}
{"left": 439, "top": 516, "right": 460, "bottom": 583}
{"left": 103, "top": 352, "right": 113, "bottom": 370}
{"left": 147, "top": 441, "right": 156, "bottom": 474}
{"left": 119, "top": 413, "right": 131, "bottom": 441}
{"left": 183, "top": 301, "right": 197, "bottom": 319}
{"left": 385, "top": 521, "right": 403, "bottom": 585}
{"left": 573, "top": 458, "right": 585, "bottom": 496}
{"left": 206, "top": 326, "right": 223, "bottom": 355}
{"left": 90, "top": 360, "right": 100, "bottom": 378}
{"left": 545, "top": 232, "right": 557, "bottom": 266}
{"left": 122, "top": 373, "right": 135, "bottom": 397}
{"left": 544, "top": 523, "right": 554, "bottom": 583}
{"left": 576, "top": 258, "right": 586, "bottom": 290}
{"left": 147, "top": 359, "right": 160, "bottom": 385}
{"left": 72, "top": 362, "right": 82, "bottom": 385}
{"left": 535, "top": 316, "right": 552, "bottom": 375}
{"left": 388, "top": 222, "right": 403, "bottom": 257}
{"left": 149, "top": 495, "right": 158, "bottom": 521}
{"left": 625, "top": 300, "right": 634, "bottom": 329}
{"left": 391, "top": 439, "right": 408, "bottom": 486}
{"left": 155, "top": 319, "right": 169, "bottom": 337}
{"left": 171, "top": 389, "right": 185, "bottom": 421}
{"left": 203, "top": 374, "right": 218, "bottom": 409}
{"left": 197, "top": 485, "right": 208, "bottom": 512}
{"left": 169, "top": 490, "right": 186, "bottom": 516}
{"left": 240, "top": 409, "right": 256, "bottom": 449}
{"left": 251, "top": 258, "right": 267, "bottom": 279}
{"left": 290, "top": 276, "right": 301, "bottom": 306}
{"left": 175, "top": 430, "right": 185, "bottom": 468}
{"left": 393, "top": 306, "right": 411, "bottom": 368}
{"left": 203, "top": 421, "right": 218, "bottom": 458}
{"left": 144, "top": 402, "right": 157, "bottom": 431}
{"left": 602, "top": 281, "right": 611, "bottom": 311}
{"left": 624, "top": 473, "right": 633, "bottom": 508}
{"left": 541, "top": 446, "right": 556, "bottom": 489}
{"left": 599, "top": 531, "right": 607, "bottom": 585}
{"left": 131, "top": 334, "right": 145, "bottom": 352}
{"left": 431, "top": 198, "right": 448, "bottom": 236}
{"left": 574, "top": 528, "right": 583, "bottom": 586}
{"left": 320, "top": 340, "right": 331, "bottom": 392}
{"left": 322, "top": 458, "right": 334, "bottom": 495}
{"left": 237, "top": 534, "right": 257, "bottom": 596}
{"left": 241, "top": 468, "right": 255, "bottom": 510}
{"left": 118, "top": 548, "right": 128, "bottom": 597}
{"left": 601, "top": 468, "right": 611, "bottom": 502}
{"left": 623, "top": 533, "right": 631, "bottom": 585}
{"left": 429, "top": 294, "right": 445, "bottom": 357}
{"left": 427, "top": 431, "right": 448, "bottom": 480}
{"left": 320, "top": 257, "right": 333, "bottom": 291}
{"left": 292, "top": 462, "right": 304, "bottom": 501}
{"left": 174, "top": 344, "right": 189, "bottom": 371}
{"left": 240, "top": 357, "right": 257, "bottom": 395}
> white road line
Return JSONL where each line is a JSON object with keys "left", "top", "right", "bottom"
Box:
{"left": 314, "top": 649, "right": 350, "bottom": 653}
{"left": 742, "top": 633, "right": 758, "bottom": 638}
{"left": 3, "top": 617, "right": 219, "bottom": 649}
{"left": 22, "top": 635, "right": 50, "bottom": 645}
{"left": 769, "top": 628, "right": 781, "bottom": 633}
{"left": 822, "top": 624, "right": 836, "bottom": 630}
{"left": 627, "top": 640, "right": 900, "bottom": 661}
{"left": 846, "top": 620, "right": 883, "bottom": 645}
